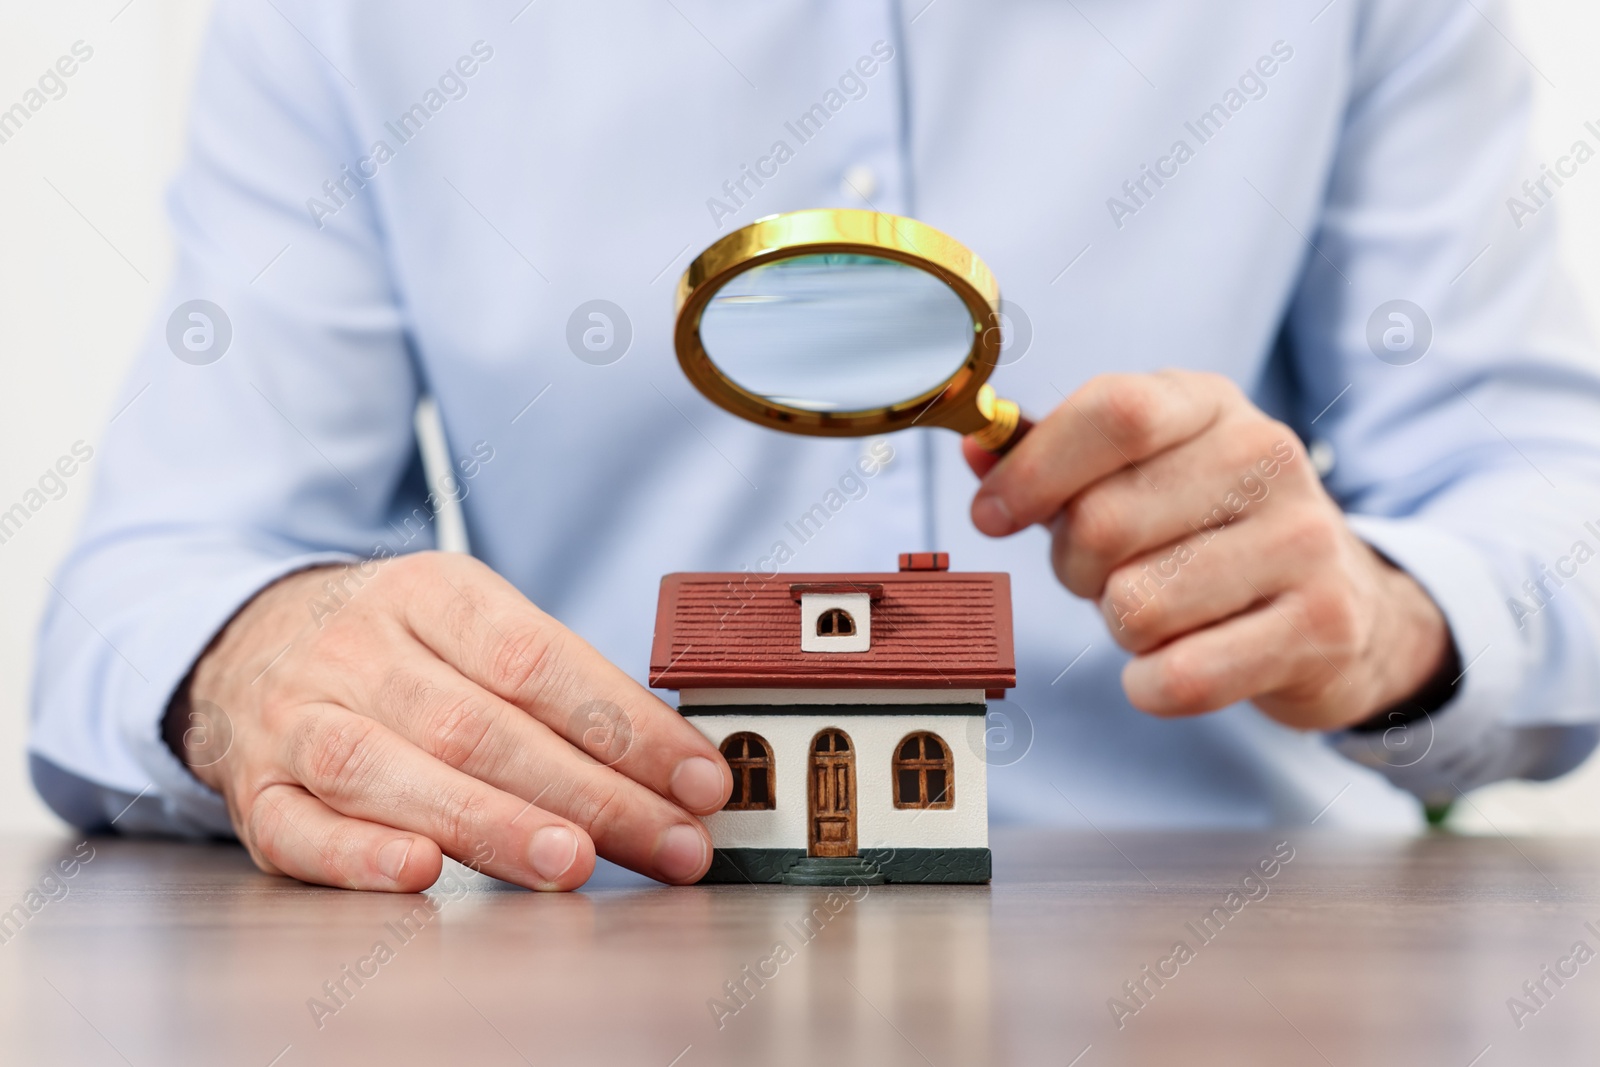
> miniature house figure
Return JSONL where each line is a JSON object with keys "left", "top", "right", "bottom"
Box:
{"left": 649, "top": 553, "right": 1015, "bottom": 884}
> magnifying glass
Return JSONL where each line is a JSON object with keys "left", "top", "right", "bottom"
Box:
{"left": 673, "top": 209, "right": 1033, "bottom": 454}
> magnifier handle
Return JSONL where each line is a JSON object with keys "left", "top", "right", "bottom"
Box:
{"left": 969, "top": 392, "right": 1033, "bottom": 456}
{"left": 993, "top": 412, "right": 1034, "bottom": 456}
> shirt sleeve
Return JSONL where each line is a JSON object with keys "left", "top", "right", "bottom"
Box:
{"left": 1288, "top": 0, "right": 1600, "bottom": 804}
{"left": 27, "top": 0, "right": 431, "bottom": 836}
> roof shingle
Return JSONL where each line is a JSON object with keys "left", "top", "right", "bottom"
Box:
{"left": 649, "top": 568, "right": 1014, "bottom": 690}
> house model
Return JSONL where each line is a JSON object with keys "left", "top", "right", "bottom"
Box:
{"left": 649, "top": 552, "right": 1014, "bottom": 885}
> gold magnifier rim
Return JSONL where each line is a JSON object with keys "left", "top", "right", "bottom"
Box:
{"left": 673, "top": 208, "right": 1003, "bottom": 438}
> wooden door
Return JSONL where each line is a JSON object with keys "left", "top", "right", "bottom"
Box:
{"left": 808, "top": 729, "right": 857, "bottom": 857}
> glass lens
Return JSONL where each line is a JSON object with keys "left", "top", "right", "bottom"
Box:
{"left": 698, "top": 253, "right": 976, "bottom": 413}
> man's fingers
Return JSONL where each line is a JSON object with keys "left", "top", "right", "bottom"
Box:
{"left": 366, "top": 654, "right": 723, "bottom": 883}
{"left": 1122, "top": 596, "right": 1350, "bottom": 722}
{"left": 1048, "top": 422, "right": 1304, "bottom": 596}
{"left": 1097, "top": 512, "right": 1337, "bottom": 653}
{"left": 971, "top": 371, "right": 1238, "bottom": 535}
{"left": 245, "top": 783, "right": 443, "bottom": 892}
{"left": 284, "top": 704, "right": 602, "bottom": 890}
{"left": 393, "top": 555, "right": 730, "bottom": 814}
{"left": 961, "top": 435, "right": 1003, "bottom": 479}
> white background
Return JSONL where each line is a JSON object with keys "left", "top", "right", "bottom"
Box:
{"left": 2, "top": 1, "right": 1598, "bottom": 835}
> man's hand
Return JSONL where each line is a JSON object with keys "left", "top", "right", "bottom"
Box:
{"left": 964, "top": 370, "right": 1451, "bottom": 731}
{"left": 166, "top": 552, "right": 730, "bottom": 892}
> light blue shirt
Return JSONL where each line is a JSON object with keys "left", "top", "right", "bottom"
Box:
{"left": 30, "top": 0, "right": 1600, "bottom": 837}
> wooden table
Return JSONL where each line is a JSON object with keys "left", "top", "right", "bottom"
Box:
{"left": 0, "top": 828, "right": 1595, "bottom": 1065}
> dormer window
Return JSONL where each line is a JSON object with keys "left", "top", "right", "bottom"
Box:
{"left": 816, "top": 608, "right": 856, "bottom": 637}
{"left": 795, "top": 590, "right": 873, "bottom": 653}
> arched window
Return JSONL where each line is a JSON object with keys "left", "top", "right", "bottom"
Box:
{"left": 721, "top": 733, "right": 775, "bottom": 811}
{"left": 893, "top": 732, "right": 953, "bottom": 809}
{"left": 816, "top": 607, "right": 856, "bottom": 636}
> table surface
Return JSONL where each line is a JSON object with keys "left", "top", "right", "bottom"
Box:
{"left": 1, "top": 828, "right": 1596, "bottom": 1066}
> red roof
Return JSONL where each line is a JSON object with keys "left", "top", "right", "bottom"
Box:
{"left": 649, "top": 564, "right": 1014, "bottom": 690}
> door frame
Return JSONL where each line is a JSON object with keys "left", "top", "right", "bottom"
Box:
{"left": 807, "top": 728, "right": 857, "bottom": 857}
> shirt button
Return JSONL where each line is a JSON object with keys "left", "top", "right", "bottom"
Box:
{"left": 842, "top": 164, "right": 878, "bottom": 202}
{"left": 1309, "top": 439, "right": 1336, "bottom": 477}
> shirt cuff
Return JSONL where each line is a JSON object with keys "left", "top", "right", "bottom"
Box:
{"left": 1328, "top": 513, "right": 1525, "bottom": 806}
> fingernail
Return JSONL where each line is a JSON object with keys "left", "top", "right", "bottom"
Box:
{"left": 1122, "top": 657, "right": 1161, "bottom": 711}
{"left": 671, "top": 756, "right": 725, "bottom": 812}
{"left": 972, "top": 494, "right": 1014, "bottom": 536}
{"left": 654, "top": 823, "right": 708, "bottom": 883}
{"left": 377, "top": 837, "right": 414, "bottom": 882}
{"left": 528, "top": 826, "right": 579, "bottom": 884}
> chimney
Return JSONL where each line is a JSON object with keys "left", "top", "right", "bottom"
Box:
{"left": 898, "top": 552, "right": 949, "bottom": 572}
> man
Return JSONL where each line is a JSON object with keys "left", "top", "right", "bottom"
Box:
{"left": 31, "top": 0, "right": 1600, "bottom": 891}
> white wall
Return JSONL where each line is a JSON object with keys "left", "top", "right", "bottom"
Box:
{"left": 2, "top": 0, "right": 1598, "bottom": 834}
{"left": 0, "top": 0, "right": 213, "bottom": 833}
